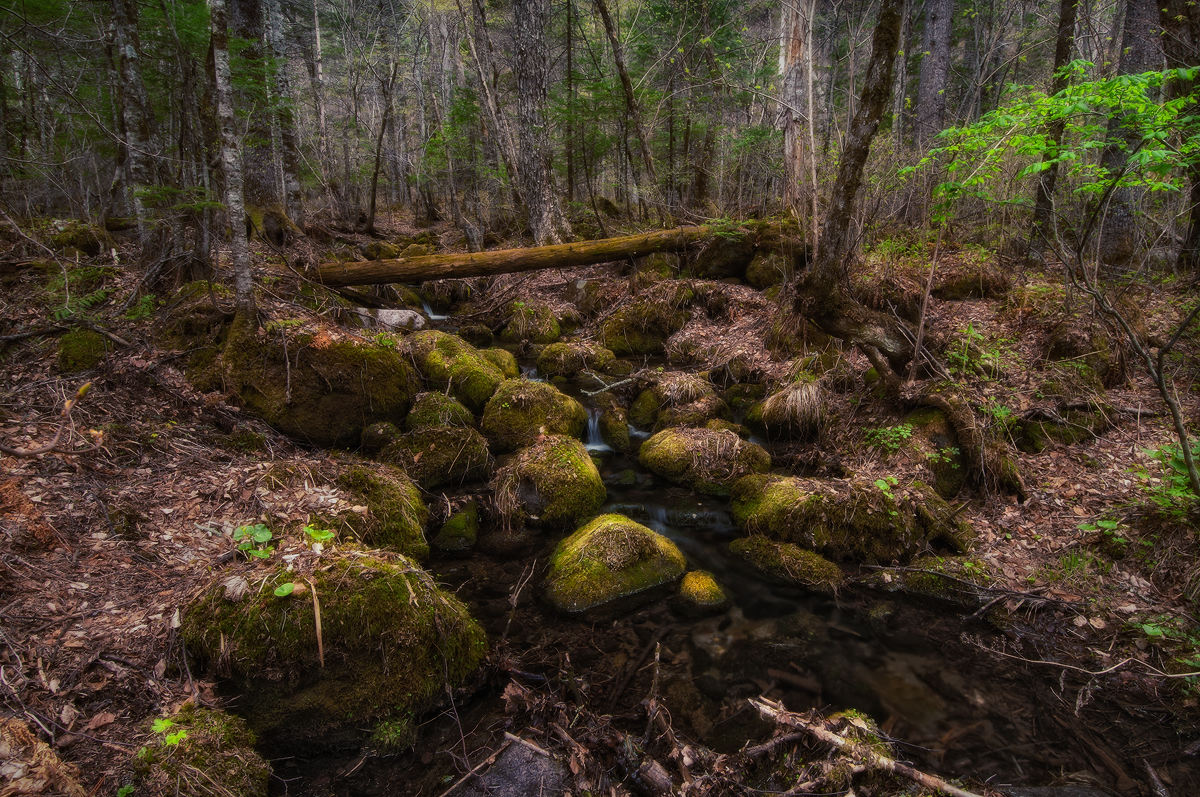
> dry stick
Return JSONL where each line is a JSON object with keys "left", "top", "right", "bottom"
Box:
{"left": 907, "top": 228, "right": 944, "bottom": 384}
{"left": 750, "top": 697, "right": 987, "bottom": 797}
{"left": 435, "top": 736, "right": 515, "bottom": 797}
{"left": 0, "top": 382, "right": 91, "bottom": 457}
{"left": 308, "top": 579, "right": 324, "bottom": 668}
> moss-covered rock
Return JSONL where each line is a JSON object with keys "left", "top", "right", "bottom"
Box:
{"left": 432, "top": 503, "right": 479, "bottom": 553}
{"left": 731, "top": 474, "right": 971, "bottom": 564}
{"left": 181, "top": 551, "right": 486, "bottom": 750}
{"left": 480, "top": 347, "right": 520, "bottom": 378}
{"left": 360, "top": 421, "right": 401, "bottom": 453}
{"left": 598, "top": 396, "right": 631, "bottom": 452}
{"left": 459, "top": 324, "right": 495, "bottom": 349}
{"left": 1045, "top": 320, "right": 1124, "bottom": 387}
{"left": 599, "top": 286, "right": 694, "bottom": 355}
{"left": 746, "top": 377, "right": 827, "bottom": 440}
{"left": 500, "top": 300, "right": 561, "bottom": 344}
{"left": 544, "top": 514, "right": 686, "bottom": 614}
{"left": 692, "top": 236, "right": 755, "bottom": 279}
{"left": 537, "top": 340, "right": 617, "bottom": 378}
{"left": 877, "top": 554, "right": 991, "bottom": 607}
{"left": 903, "top": 407, "right": 966, "bottom": 498}
{"left": 638, "top": 252, "right": 678, "bottom": 277}
{"left": 379, "top": 426, "right": 490, "bottom": 489}
{"left": 405, "top": 391, "right": 474, "bottom": 430}
{"left": 49, "top": 220, "right": 114, "bottom": 256}
{"left": 221, "top": 314, "right": 420, "bottom": 448}
{"left": 134, "top": 705, "right": 270, "bottom": 796}
{"left": 675, "top": 570, "right": 729, "bottom": 614}
{"left": 405, "top": 330, "right": 505, "bottom": 412}
{"left": 745, "top": 251, "right": 788, "bottom": 289}
{"left": 361, "top": 240, "right": 401, "bottom": 260}
{"left": 630, "top": 372, "right": 727, "bottom": 431}
{"left": 729, "top": 536, "right": 843, "bottom": 592}
{"left": 480, "top": 379, "right": 587, "bottom": 452}
{"left": 56, "top": 329, "right": 108, "bottom": 371}
{"left": 639, "top": 427, "right": 770, "bottom": 496}
{"left": 492, "top": 435, "right": 605, "bottom": 529}
{"left": 333, "top": 465, "right": 428, "bottom": 558}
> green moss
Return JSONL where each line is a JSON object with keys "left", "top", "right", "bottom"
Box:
{"left": 405, "top": 330, "right": 505, "bottom": 412}
{"left": 545, "top": 514, "right": 687, "bottom": 614}
{"left": 730, "top": 475, "right": 972, "bottom": 563}
{"left": 500, "top": 300, "right": 561, "bottom": 344}
{"left": 721, "top": 383, "right": 766, "bottom": 412}
{"left": 657, "top": 395, "right": 729, "bottom": 429}
{"left": 692, "top": 236, "right": 755, "bottom": 279}
{"left": 480, "top": 347, "right": 520, "bottom": 378}
{"left": 729, "top": 536, "right": 842, "bottom": 592}
{"left": 56, "top": 329, "right": 108, "bottom": 371}
{"left": 431, "top": 503, "right": 479, "bottom": 553}
{"left": 379, "top": 426, "right": 490, "bottom": 489}
{"left": 638, "top": 427, "right": 770, "bottom": 496}
{"left": 370, "top": 716, "right": 417, "bottom": 752}
{"left": 705, "top": 418, "right": 749, "bottom": 437}
{"left": 1015, "top": 407, "right": 1109, "bottom": 453}
{"left": 599, "top": 286, "right": 694, "bottom": 355}
{"left": 180, "top": 551, "right": 487, "bottom": 747}
{"left": 599, "top": 400, "right": 631, "bottom": 452}
{"left": 637, "top": 252, "right": 678, "bottom": 277}
{"left": 892, "top": 555, "right": 992, "bottom": 605}
{"left": 630, "top": 374, "right": 726, "bottom": 430}
{"left": 492, "top": 435, "right": 605, "bottom": 529}
{"left": 135, "top": 705, "right": 270, "bottom": 796}
{"left": 361, "top": 421, "right": 401, "bottom": 453}
{"left": 405, "top": 391, "right": 474, "bottom": 430}
{"left": 226, "top": 428, "right": 268, "bottom": 453}
{"left": 677, "top": 570, "right": 728, "bottom": 612}
{"left": 629, "top": 389, "right": 663, "bottom": 428}
{"left": 537, "top": 341, "right": 617, "bottom": 378}
{"left": 903, "top": 407, "right": 966, "bottom": 498}
{"left": 335, "top": 465, "right": 429, "bottom": 558}
{"left": 361, "top": 241, "right": 401, "bottom": 259}
{"left": 49, "top": 220, "right": 113, "bottom": 256}
{"left": 221, "top": 314, "right": 420, "bottom": 447}
{"left": 480, "top": 378, "right": 587, "bottom": 452}
{"left": 745, "top": 251, "right": 787, "bottom": 288}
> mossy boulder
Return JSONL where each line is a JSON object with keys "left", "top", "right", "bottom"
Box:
{"left": 745, "top": 251, "right": 788, "bottom": 288}
{"left": 544, "top": 514, "right": 687, "bottom": 614}
{"left": 639, "top": 427, "right": 770, "bottom": 496}
{"left": 492, "top": 435, "right": 605, "bottom": 529}
{"left": 500, "top": 300, "right": 561, "bottom": 344}
{"left": 537, "top": 340, "right": 617, "bottom": 378}
{"left": 56, "top": 329, "right": 108, "bottom": 371}
{"left": 432, "top": 503, "right": 479, "bottom": 553}
{"left": 361, "top": 421, "right": 401, "bottom": 453}
{"left": 333, "top": 465, "right": 428, "bottom": 558}
{"left": 599, "top": 286, "right": 694, "bottom": 355}
{"left": 361, "top": 240, "right": 401, "bottom": 260}
{"left": 730, "top": 475, "right": 971, "bottom": 564}
{"left": 598, "top": 396, "right": 631, "bottom": 452}
{"left": 746, "top": 377, "right": 827, "bottom": 440}
{"left": 638, "top": 252, "right": 678, "bottom": 277}
{"left": 630, "top": 372, "right": 727, "bottom": 430}
{"left": 460, "top": 324, "right": 495, "bottom": 348}
{"left": 405, "top": 330, "right": 506, "bottom": 412}
{"left": 876, "top": 554, "right": 992, "bottom": 607}
{"left": 675, "top": 570, "right": 729, "bottom": 614}
{"left": 181, "top": 552, "right": 486, "bottom": 751}
{"left": 49, "top": 220, "right": 114, "bottom": 256}
{"left": 221, "top": 315, "right": 420, "bottom": 448}
{"left": 480, "top": 347, "right": 520, "bottom": 378}
{"left": 692, "top": 235, "right": 755, "bottom": 279}
{"left": 134, "top": 706, "right": 270, "bottom": 796}
{"left": 405, "top": 391, "right": 474, "bottom": 430}
{"left": 729, "top": 536, "right": 843, "bottom": 592}
{"left": 903, "top": 407, "right": 967, "bottom": 498}
{"left": 480, "top": 379, "right": 587, "bottom": 453}
{"left": 379, "top": 426, "right": 491, "bottom": 489}
{"left": 1045, "top": 321, "right": 1124, "bottom": 387}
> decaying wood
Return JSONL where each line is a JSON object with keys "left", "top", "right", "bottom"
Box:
{"left": 750, "top": 697, "right": 988, "bottom": 797}
{"left": 316, "top": 225, "right": 716, "bottom": 286}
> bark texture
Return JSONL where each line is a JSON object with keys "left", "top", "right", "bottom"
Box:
{"left": 1160, "top": 0, "right": 1200, "bottom": 271}
{"left": 1029, "top": 0, "right": 1079, "bottom": 254}
{"left": 915, "top": 0, "right": 953, "bottom": 149}
{"left": 110, "top": 0, "right": 153, "bottom": 231}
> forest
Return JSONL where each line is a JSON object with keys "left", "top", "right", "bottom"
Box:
{"left": 0, "top": 0, "right": 1199, "bottom": 793}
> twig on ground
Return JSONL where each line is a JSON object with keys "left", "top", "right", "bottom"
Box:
{"left": 0, "top": 382, "right": 92, "bottom": 457}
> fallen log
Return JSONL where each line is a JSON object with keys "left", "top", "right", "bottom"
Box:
{"left": 316, "top": 225, "right": 715, "bottom": 287}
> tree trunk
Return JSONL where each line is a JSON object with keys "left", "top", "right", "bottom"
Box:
{"left": 265, "top": 0, "right": 304, "bottom": 226}
{"left": 1160, "top": 0, "right": 1200, "bottom": 270}
{"left": 230, "top": 0, "right": 278, "bottom": 210}
{"left": 915, "top": 0, "right": 953, "bottom": 149}
{"left": 779, "top": 0, "right": 807, "bottom": 214}
{"left": 110, "top": 0, "right": 154, "bottom": 236}
{"left": 792, "top": 0, "right": 909, "bottom": 368}
{"left": 367, "top": 59, "right": 399, "bottom": 234}
{"left": 594, "top": 0, "right": 656, "bottom": 183}
{"left": 209, "top": 0, "right": 255, "bottom": 316}
{"left": 1097, "top": 0, "right": 1163, "bottom": 269}
{"left": 1028, "top": 0, "right": 1079, "bottom": 257}
{"left": 513, "top": 0, "right": 572, "bottom": 244}
{"left": 316, "top": 225, "right": 721, "bottom": 286}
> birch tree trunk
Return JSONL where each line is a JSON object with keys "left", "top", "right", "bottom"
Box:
{"left": 209, "top": 0, "right": 255, "bottom": 316}
{"left": 512, "top": 0, "right": 572, "bottom": 244}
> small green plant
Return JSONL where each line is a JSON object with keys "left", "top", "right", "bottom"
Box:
{"left": 232, "top": 523, "right": 274, "bottom": 560}
{"left": 274, "top": 582, "right": 295, "bottom": 597}
{"left": 303, "top": 523, "right": 336, "bottom": 543}
{"left": 123, "top": 294, "right": 159, "bottom": 321}
{"left": 873, "top": 476, "right": 898, "bottom": 500}
{"left": 150, "top": 717, "right": 188, "bottom": 746}
{"left": 1133, "top": 439, "right": 1200, "bottom": 518}
{"left": 1079, "top": 517, "right": 1129, "bottom": 558}
{"left": 117, "top": 786, "right": 135, "bottom": 797}
{"left": 925, "top": 445, "right": 960, "bottom": 466}
{"left": 373, "top": 331, "right": 398, "bottom": 348}
{"left": 53, "top": 287, "right": 112, "bottom": 320}
{"left": 865, "top": 424, "right": 913, "bottom": 455}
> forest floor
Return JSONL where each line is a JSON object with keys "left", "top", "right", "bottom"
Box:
{"left": 1, "top": 212, "right": 1199, "bottom": 796}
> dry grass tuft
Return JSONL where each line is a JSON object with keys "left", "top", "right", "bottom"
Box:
{"left": 761, "top": 378, "right": 827, "bottom": 439}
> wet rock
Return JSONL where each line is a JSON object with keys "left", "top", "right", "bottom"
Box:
{"left": 480, "top": 379, "right": 587, "bottom": 453}
{"left": 133, "top": 706, "right": 270, "bottom": 796}
{"left": 731, "top": 474, "right": 971, "bottom": 563}
{"left": 545, "top": 513, "right": 687, "bottom": 614}
{"left": 492, "top": 435, "right": 605, "bottom": 529}
{"left": 405, "top": 391, "right": 475, "bottom": 430}
{"left": 675, "top": 570, "right": 729, "bottom": 614}
{"left": 329, "top": 464, "right": 429, "bottom": 558}
{"left": 500, "top": 299, "right": 560, "bottom": 344}
{"left": 0, "top": 717, "right": 87, "bottom": 797}
{"left": 599, "top": 285, "right": 694, "bottom": 355}
{"left": 181, "top": 551, "right": 487, "bottom": 752}
{"left": 536, "top": 340, "right": 617, "bottom": 378}
{"left": 221, "top": 314, "right": 420, "bottom": 447}
{"left": 370, "top": 308, "right": 427, "bottom": 331}
{"left": 432, "top": 502, "right": 479, "bottom": 553}
{"left": 597, "top": 395, "right": 631, "bottom": 452}
{"left": 405, "top": 330, "right": 505, "bottom": 412}
{"left": 639, "top": 427, "right": 770, "bottom": 496}
{"left": 459, "top": 324, "right": 494, "bottom": 348}
{"left": 380, "top": 426, "right": 491, "bottom": 490}
{"left": 729, "top": 536, "right": 842, "bottom": 592}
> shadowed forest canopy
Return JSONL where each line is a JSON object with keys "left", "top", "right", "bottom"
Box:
{"left": 2, "top": 0, "right": 1200, "bottom": 794}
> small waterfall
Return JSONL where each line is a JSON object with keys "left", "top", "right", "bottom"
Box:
{"left": 629, "top": 424, "right": 651, "bottom": 441}
{"left": 585, "top": 408, "right": 612, "bottom": 452}
{"left": 421, "top": 300, "right": 449, "bottom": 321}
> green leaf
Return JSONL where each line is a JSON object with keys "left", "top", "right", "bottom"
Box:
{"left": 164, "top": 729, "right": 188, "bottom": 746}
{"left": 150, "top": 718, "right": 175, "bottom": 733}
{"left": 303, "top": 524, "right": 336, "bottom": 542}
{"left": 274, "top": 582, "right": 295, "bottom": 597}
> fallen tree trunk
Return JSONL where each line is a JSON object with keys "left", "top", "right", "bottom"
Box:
{"left": 316, "top": 225, "right": 715, "bottom": 287}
